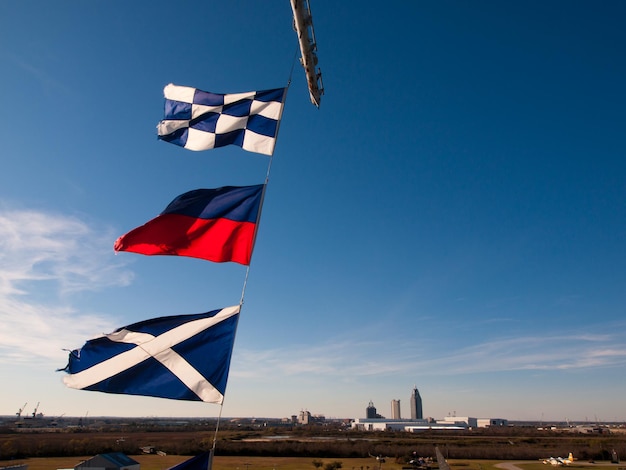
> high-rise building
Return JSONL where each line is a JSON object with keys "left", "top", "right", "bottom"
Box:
{"left": 366, "top": 400, "right": 378, "bottom": 419}
{"left": 410, "top": 385, "right": 423, "bottom": 419}
{"left": 298, "top": 409, "right": 312, "bottom": 424}
{"left": 391, "top": 399, "right": 401, "bottom": 419}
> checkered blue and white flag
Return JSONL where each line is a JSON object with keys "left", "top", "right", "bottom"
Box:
{"left": 157, "top": 84, "right": 286, "bottom": 156}
{"left": 61, "top": 306, "right": 240, "bottom": 404}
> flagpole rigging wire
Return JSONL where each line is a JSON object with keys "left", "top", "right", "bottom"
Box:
{"left": 231, "top": 56, "right": 295, "bottom": 465}
{"left": 238, "top": 44, "right": 298, "bottom": 307}
{"left": 211, "top": 403, "right": 225, "bottom": 459}
{"left": 289, "top": 43, "right": 299, "bottom": 87}
{"left": 238, "top": 79, "right": 291, "bottom": 307}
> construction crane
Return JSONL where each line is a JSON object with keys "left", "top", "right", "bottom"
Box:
{"left": 290, "top": 0, "right": 324, "bottom": 107}
{"left": 16, "top": 402, "right": 27, "bottom": 418}
{"left": 32, "top": 402, "right": 40, "bottom": 418}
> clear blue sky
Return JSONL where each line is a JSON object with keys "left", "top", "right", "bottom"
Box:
{"left": 1, "top": 0, "right": 625, "bottom": 422}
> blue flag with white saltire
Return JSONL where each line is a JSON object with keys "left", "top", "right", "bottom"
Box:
{"left": 157, "top": 84, "right": 286, "bottom": 156}
{"left": 61, "top": 306, "right": 240, "bottom": 404}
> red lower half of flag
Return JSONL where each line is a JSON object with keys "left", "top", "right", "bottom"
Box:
{"left": 114, "top": 214, "right": 256, "bottom": 265}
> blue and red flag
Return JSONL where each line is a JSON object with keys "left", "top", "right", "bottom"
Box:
{"left": 114, "top": 185, "right": 264, "bottom": 265}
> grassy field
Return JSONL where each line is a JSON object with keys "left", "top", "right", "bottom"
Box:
{"left": 0, "top": 456, "right": 541, "bottom": 470}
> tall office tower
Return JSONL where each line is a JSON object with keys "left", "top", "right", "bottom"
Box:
{"left": 391, "top": 399, "right": 401, "bottom": 419}
{"left": 366, "top": 400, "right": 378, "bottom": 419}
{"left": 410, "top": 385, "right": 423, "bottom": 419}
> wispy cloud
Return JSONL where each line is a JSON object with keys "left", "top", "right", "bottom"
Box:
{"left": 1, "top": 50, "right": 72, "bottom": 95}
{"left": 419, "top": 333, "right": 626, "bottom": 373}
{"left": 0, "top": 207, "right": 134, "bottom": 363}
{"left": 232, "top": 327, "right": 626, "bottom": 380}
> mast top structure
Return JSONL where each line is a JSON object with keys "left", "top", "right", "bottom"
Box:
{"left": 290, "top": 0, "right": 324, "bottom": 107}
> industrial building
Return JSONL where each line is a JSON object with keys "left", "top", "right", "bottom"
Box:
{"left": 351, "top": 415, "right": 508, "bottom": 431}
